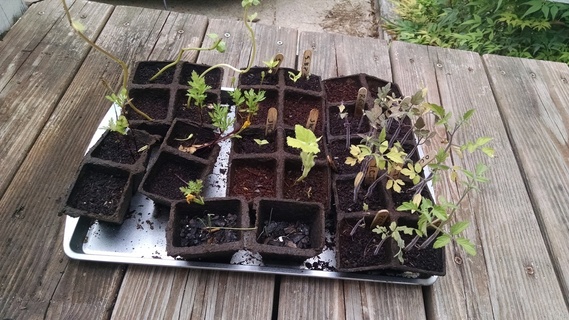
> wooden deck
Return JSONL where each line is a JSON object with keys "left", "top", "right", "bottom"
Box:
{"left": 1, "top": 0, "right": 569, "bottom": 318}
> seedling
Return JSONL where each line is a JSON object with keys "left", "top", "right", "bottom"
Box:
{"left": 198, "top": 213, "right": 256, "bottom": 233}
{"left": 254, "top": 139, "right": 269, "bottom": 145}
{"left": 372, "top": 221, "right": 415, "bottom": 263}
{"left": 60, "top": 0, "right": 152, "bottom": 121}
{"left": 239, "top": 89, "right": 266, "bottom": 129}
{"left": 179, "top": 179, "right": 205, "bottom": 205}
{"left": 208, "top": 103, "right": 235, "bottom": 134}
{"left": 187, "top": 71, "right": 212, "bottom": 126}
{"left": 288, "top": 70, "right": 303, "bottom": 83}
{"left": 262, "top": 53, "right": 283, "bottom": 74}
{"left": 338, "top": 103, "right": 350, "bottom": 149}
{"left": 286, "top": 124, "right": 321, "bottom": 182}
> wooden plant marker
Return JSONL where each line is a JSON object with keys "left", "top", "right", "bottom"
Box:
{"left": 301, "top": 49, "right": 312, "bottom": 78}
{"left": 305, "top": 108, "right": 319, "bottom": 132}
{"left": 273, "top": 53, "right": 284, "bottom": 72}
{"left": 417, "top": 149, "right": 438, "bottom": 168}
{"left": 370, "top": 209, "right": 390, "bottom": 229}
{"left": 364, "top": 158, "right": 379, "bottom": 186}
{"left": 355, "top": 87, "right": 367, "bottom": 118}
{"left": 265, "top": 107, "right": 278, "bottom": 136}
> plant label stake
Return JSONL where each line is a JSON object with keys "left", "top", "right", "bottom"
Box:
{"left": 265, "top": 107, "right": 278, "bottom": 136}
{"left": 274, "top": 53, "right": 284, "bottom": 70}
{"left": 305, "top": 108, "right": 319, "bottom": 132}
{"left": 301, "top": 49, "right": 312, "bottom": 78}
{"left": 370, "top": 209, "right": 389, "bottom": 229}
{"left": 418, "top": 149, "right": 437, "bottom": 168}
{"left": 364, "top": 158, "right": 379, "bottom": 186}
{"left": 355, "top": 87, "right": 367, "bottom": 118}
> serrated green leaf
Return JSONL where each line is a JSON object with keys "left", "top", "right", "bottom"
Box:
{"left": 456, "top": 237, "right": 477, "bottom": 256}
{"left": 433, "top": 234, "right": 451, "bottom": 249}
{"left": 450, "top": 221, "right": 470, "bottom": 235}
{"left": 397, "top": 201, "right": 418, "bottom": 212}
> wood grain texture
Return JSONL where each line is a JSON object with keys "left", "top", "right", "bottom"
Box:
{"left": 196, "top": 18, "right": 251, "bottom": 87}
{"left": 297, "top": 31, "right": 336, "bottom": 79}
{"left": 250, "top": 23, "right": 298, "bottom": 69}
{"left": 483, "top": 54, "right": 569, "bottom": 300}
{"left": 333, "top": 34, "right": 391, "bottom": 80}
{"left": 278, "top": 277, "right": 345, "bottom": 320}
{"left": 391, "top": 40, "right": 568, "bottom": 318}
{"left": 0, "top": 0, "right": 110, "bottom": 199}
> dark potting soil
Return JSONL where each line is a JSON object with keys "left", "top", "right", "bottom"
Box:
{"left": 91, "top": 131, "right": 144, "bottom": 164}
{"left": 127, "top": 89, "right": 169, "bottom": 120}
{"left": 336, "top": 178, "right": 387, "bottom": 213}
{"left": 177, "top": 213, "right": 239, "bottom": 247}
{"left": 144, "top": 155, "right": 205, "bottom": 201}
{"left": 259, "top": 220, "right": 311, "bottom": 249}
{"left": 337, "top": 218, "right": 389, "bottom": 269}
{"left": 133, "top": 61, "right": 175, "bottom": 84}
{"left": 243, "top": 89, "right": 278, "bottom": 125}
{"left": 401, "top": 233, "right": 444, "bottom": 273}
{"left": 327, "top": 138, "right": 361, "bottom": 175}
{"left": 366, "top": 77, "right": 393, "bottom": 100}
{"left": 324, "top": 77, "right": 361, "bottom": 103}
{"left": 239, "top": 68, "right": 278, "bottom": 86}
{"left": 283, "top": 92, "right": 323, "bottom": 135}
{"left": 179, "top": 64, "right": 222, "bottom": 88}
{"left": 232, "top": 131, "right": 276, "bottom": 154}
{"left": 229, "top": 160, "right": 276, "bottom": 201}
{"left": 283, "top": 163, "right": 328, "bottom": 205}
{"left": 69, "top": 168, "right": 128, "bottom": 216}
{"left": 328, "top": 104, "right": 370, "bottom": 137}
{"left": 173, "top": 90, "right": 218, "bottom": 124}
{"left": 285, "top": 74, "right": 322, "bottom": 92}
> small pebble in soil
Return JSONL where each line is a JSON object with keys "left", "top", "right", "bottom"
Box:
{"left": 260, "top": 220, "right": 311, "bottom": 249}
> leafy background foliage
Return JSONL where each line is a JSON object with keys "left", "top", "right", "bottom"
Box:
{"left": 384, "top": 0, "right": 569, "bottom": 63}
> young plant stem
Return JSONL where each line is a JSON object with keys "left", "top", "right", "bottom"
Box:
{"left": 149, "top": 40, "right": 224, "bottom": 81}
{"left": 60, "top": 0, "right": 152, "bottom": 121}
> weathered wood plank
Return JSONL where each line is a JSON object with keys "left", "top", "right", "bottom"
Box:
{"left": 333, "top": 34, "right": 391, "bottom": 79}
{"left": 0, "top": 3, "right": 185, "bottom": 318}
{"left": 297, "top": 31, "right": 336, "bottom": 79}
{"left": 278, "top": 277, "right": 345, "bottom": 320}
{"left": 483, "top": 54, "right": 569, "bottom": 300}
{"left": 391, "top": 40, "right": 568, "bottom": 318}
{"left": 0, "top": 0, "right": 110, "bottom": 199}
{"left": 196, "top": 18, "right": 252, "bottom": 87}
{"left": 250, "top": 23, "right": 298, "bottom": 69}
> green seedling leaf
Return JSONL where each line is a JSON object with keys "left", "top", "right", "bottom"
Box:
{"left": 433, "top": 234, "right": 451, "bottom": 249}
{"left": 254, "top": 139, "right": 269, "bottom": 145}
{"left": 174, "top": 133, "right": 194, "bottom": 142}
{"left": 456, "top": 237, "right": 477, "bottom": 256}
{"left": 450, "top": 221, "right": 470, "bottom": 235}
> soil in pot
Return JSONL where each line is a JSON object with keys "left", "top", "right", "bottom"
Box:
{"left": 327, "top": 103, "right": 370, "bottom": 137}
{"left": 397, "top": 218, "right": 445, "bottom": 275}
{"left": 165, "top": 120, "right": 218, "bottom": 160}
{"left": 283, "top": 92, "right": 324, "bottom": 135}
{"left": 283, "top": 161, "right": 329, "bottom": 206}
{"left": 242, "top": 89, "right": 278, "bottom": 126}
{"left": 229, "top": 158, "right": 277, "bottom": 201}
{"left": 126, "top": 88, "right": 170, "bottom": 120}
{"left": 67, "top": 163, "right": 130, "bottom": 216}
{"left": 324, "top": 76, "right": 361, "bottom": 103}
{"left": 327, "top": 138, "right": 362, "bottom": 175}
{"left": 284, "top": 72, "right": 322, "bottom": 92}
{"left": 177, "top": 212, "right": 239, "bottom": 247}
{"left": 173, "top": 89, "right": 219, "bottom": 123}
{"left": 142, "top": 152, "right": 207, "bottom": 202}
{"left": 179, "top": 63, "right": 222, "bottom": 88}
{"left": 90, "top": 130, "right": 152, "bottom": 165}
{"left": 337, "top": 216, "right": 390, "bottom": 270}
{"left": 239, "top": 67, "right": 278, "bottom": 86}
{"left": 335, "top": 177, "right": 388, "bottom": 213}
{"left": 133, "top": 61, "right": 175, "bottom": 84}
{"left": 259, "top": 220, "right": 311, "bottom": 249}
{"left": 232, "top": 128, "right": 277, "bottom": 154}
{"left": 366, "top": 76, "right": 396, "bottom": 101}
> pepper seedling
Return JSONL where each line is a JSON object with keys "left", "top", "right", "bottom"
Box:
{"left": 286, "top": 124, "right": 321, "bottom": 182}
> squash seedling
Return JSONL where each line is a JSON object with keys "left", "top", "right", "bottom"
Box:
{"left": 286, "top": 125, "right": 321, "bottom": 182}
{"left": 262, "top": 53, "right": 284, "bottom": 74}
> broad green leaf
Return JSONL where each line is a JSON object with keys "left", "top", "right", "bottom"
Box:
{"left": 456, "top": 237, "right": 477, "bottom": 256}
{"left": 397, "top": 201, "right": 418, "bottom": 212}
{"left": 433, "top": 234, "right": 451, "bottom": 249}
{"left": 450, "top": 221, "right": 470, "bottom": 235}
